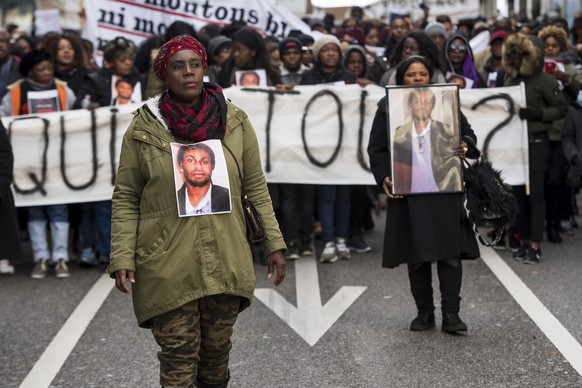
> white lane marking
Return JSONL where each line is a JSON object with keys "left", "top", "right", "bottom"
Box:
{"left": 20, "top": 274, "right": 114, "bottom": 388}
{"left": 481, "top": 247, "right": 582, "bottom": 376}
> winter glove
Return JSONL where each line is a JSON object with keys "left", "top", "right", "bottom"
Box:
{"left": 519, "top": 107, "right": 543, "bottom": 121}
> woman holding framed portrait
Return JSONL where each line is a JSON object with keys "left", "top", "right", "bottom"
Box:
{"left": 367, "top": 55, "right": 481, "bottom": 333}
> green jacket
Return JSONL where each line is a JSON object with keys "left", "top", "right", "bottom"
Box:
{"left": 107, "top": 96, "right": 286, "bottom": 327}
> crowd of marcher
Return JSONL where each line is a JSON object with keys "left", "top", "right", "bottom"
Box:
{"left": 1, "top": 5, "right": 582, "bottom": 280}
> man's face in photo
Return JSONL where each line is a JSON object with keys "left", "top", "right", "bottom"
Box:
{"left": 181, "top": 148, "right": 214, "bottom": 188}
{"left": 410, "top": 91, "right": 434, "bottom": 121}
{"left": 117, "top": 81, "right": 133, "bottom": 99}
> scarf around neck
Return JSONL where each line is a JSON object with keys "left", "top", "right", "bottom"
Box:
{"left": 159, "top": 82, "right": 227, "bottom": 142}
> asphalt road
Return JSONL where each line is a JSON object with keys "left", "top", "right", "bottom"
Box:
{"left": 2, "top": 205, "right": 582, "bottom": 388}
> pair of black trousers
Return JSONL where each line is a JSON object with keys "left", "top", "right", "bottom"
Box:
{"left": 407, "top": 259, "right": 462, "bottom": 314}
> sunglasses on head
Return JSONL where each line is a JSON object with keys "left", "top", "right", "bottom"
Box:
{"left": 448, "top": 44, "right": 467, "bottom": 52}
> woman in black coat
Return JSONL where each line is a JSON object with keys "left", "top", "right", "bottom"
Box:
{"left": 367, "top": 55, "right": 480, "bottom": 333}
{"left": 0, "top": 119, "right": 22, "bottom": 274}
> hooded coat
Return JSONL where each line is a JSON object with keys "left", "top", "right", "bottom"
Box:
{"left": 107, "top": 96, "right": 286, "bottom": 327}
{"left": 499, "top": 34, "right": 568, "bottom": 166}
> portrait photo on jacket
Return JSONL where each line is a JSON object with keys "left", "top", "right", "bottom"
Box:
{"left": 171, "top": 139, "right": 232, "bottom": 217}
{"left": 387, "top": 84, "right": 463, "bottom": 195}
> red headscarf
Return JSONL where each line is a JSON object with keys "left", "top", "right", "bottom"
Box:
{"left": 153, "top": 35, "right": 207, "bottom": 81}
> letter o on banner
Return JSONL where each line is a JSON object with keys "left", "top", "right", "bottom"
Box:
{"left": 301, "top": 89, "right": 344, "bottom": 168}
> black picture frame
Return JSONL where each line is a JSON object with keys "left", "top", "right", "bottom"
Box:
{"left": 386, "top": 83, "right": 463, "bottom": 195}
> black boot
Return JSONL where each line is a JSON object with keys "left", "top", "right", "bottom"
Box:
{"left": 546, "top": 224, "right": 562, "bottom": 243}
{"left": 441, "top": 312, "right": 467, "bottom": 333}
{"left": 410, "top": 310, "right": 436, "bottom": 331}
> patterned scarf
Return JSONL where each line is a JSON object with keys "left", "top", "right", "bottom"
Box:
{"left": 159, "top": 82, "right": 227, "bottom": 142}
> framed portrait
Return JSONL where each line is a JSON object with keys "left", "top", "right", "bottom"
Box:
{"left": 170, "top": 139, "right": 232, "bottom": 217}
{"left": 386, "top": 83, "right": 463, "bottom": 196}
{"left": 235, "top": 69, "right": 267, "bottom": 87}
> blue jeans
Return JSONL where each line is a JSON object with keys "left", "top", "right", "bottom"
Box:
{"left": 317, "top": 185, "right": 350, "bottom": 243}
{"left": 81, "top": 200, "right": 112, "bottom": 260}
{"left": 27, "top": 205, "right": 69, "bottom": 262}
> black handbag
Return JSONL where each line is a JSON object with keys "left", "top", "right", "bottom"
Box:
{"left": 463, "top": 155, "right": 518, "bottom": 246}
{"left": 222, "top": 142, "right": 265, "bottom": 243}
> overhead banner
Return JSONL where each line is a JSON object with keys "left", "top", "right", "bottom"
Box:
{"left": 3, "top": 84, "right": 527, "bottom": 207}
{"left": 82, "top": 0, "right": 318, "bottom": 63}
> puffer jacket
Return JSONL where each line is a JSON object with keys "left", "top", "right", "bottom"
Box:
{"left": 500, "top": 34, "right": 568, "bottom": 137}
{"left": 107, "top": 96, "right": 286, "bottom": 328}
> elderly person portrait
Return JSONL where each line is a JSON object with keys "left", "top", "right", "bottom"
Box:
{"left": 107, "top": 35, "right": 286, "bottom": 388}
{"left": 176, "top": 142, "right": 230, "bottom": 216}
{"left": 391, "top": 85, "right": 462, "bottom": 194}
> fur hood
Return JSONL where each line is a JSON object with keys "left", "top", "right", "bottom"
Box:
{"left": 502, "top": 33, "right": 543, "bottom": 79}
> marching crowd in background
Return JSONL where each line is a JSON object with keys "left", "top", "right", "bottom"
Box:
{"left": 1, "top": 5, "right": 582, "bottom": 278}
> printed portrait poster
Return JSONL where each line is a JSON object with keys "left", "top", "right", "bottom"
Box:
{"left": 27, "top": 90, "right": 60, "bottom": 114}
{"left": 110, "top": 75, "right": 142, "bottom": 105}
{"left": 171, "top": 140, "right": 232, "bottom": 217}
{"left": 386, "top": 84, "right": 462, "bottom": 196}
{"left": 446, "top": 72, "right": 474, "bottom": 89}
{"left": 235, "top": 69, "right": 267, "bottom": 87}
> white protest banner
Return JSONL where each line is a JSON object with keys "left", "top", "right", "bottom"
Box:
{"left": 82, "top": 0, "right": 317, "bottom": 64}
{"left": 459, "top": 85, "right": 529, "bottom": 187}
{"left": 4, "top": 85, "right": 527, "bottom": 207}
{"left": 361, "top": 0, "right": 480, "bottom": 23}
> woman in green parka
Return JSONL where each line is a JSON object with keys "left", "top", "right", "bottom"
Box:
{"left": 107, "top": 35, "right": 286, "bottom": 388}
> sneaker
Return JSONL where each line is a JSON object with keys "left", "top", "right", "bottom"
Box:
{"left": 507, "top": 232, "right": 521, "bottom": 252}
{"left": 285, "top": 242, "right": 301, "bottom": 260}
{"left": 0, "top": 259, "right": 15, "bottom": 275}
{"left": 31, "top": 260, "right": 47, "bottom": 279}
{"left": 512, "top": 245, "right": 527, "bottom": 261}
{"left": 560, "top": 220, "right": 575, "bottom": 236}
{"left": 320, "top": 241, "right": 338, "bottom": 263}
{"left": 347, "top": 235, "right": 372, "bottom": 253}
{"left": 99, "top": 254, "right": 110, "bottom": 265}
{"left": 55, "top": 259, "right": 70, "bottom": 278}
{"left": 336, "top": 237, "right": 351, "bottom": 260}
{"left": 523, "top": 246, "right": 541, "bottom": 264}
{"left": 79, "top": 248, "right": 99, "bottom": 268}
{"left": 300, "top": 239, "right": 314, "bottom": 257}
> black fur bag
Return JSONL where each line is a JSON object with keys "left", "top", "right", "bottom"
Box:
{"left": 463, "top": 157, "right": 518, "bottom": 246}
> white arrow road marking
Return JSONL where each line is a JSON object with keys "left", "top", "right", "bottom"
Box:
{"left": 254, "top": 258, "right": 367, "bottom": 346}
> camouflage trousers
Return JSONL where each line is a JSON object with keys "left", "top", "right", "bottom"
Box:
{"left": 150, "top": 294, "right": 241, "bottom": 388}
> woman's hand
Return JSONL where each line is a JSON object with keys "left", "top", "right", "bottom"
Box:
{"left": 454, "top": 141, "right": 469, "bottom": 159}
{"left": 382, "top": 176, "right": 402, "bottom": 199}
{"left": 267, "top": 250, "right": 286, "bottom": 287}
{"left": 114, "top": 269, "right": 135, "bottom": 294}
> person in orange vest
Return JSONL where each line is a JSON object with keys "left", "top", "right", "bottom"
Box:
{"left": 0, "top": 49, "right": 75, "bottom": 279}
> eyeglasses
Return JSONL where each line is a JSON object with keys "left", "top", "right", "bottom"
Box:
{"left": 418, "top": 136, "right": 426, "bottom": 153}
{"left": 448, "top": 44, "right": 467, "bottom": 53}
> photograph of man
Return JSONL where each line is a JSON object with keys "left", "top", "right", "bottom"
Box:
{"left": 236, "top": 69, "right": 265, "bottom": 86}
{"left": 112, "top": 78, "right": 134, "bottom": 105}
{"left": 174, "top": 142, "right": 231, "bottom": 216}
{"left": 390, "top": 86, "right": 462, "bottom": 195}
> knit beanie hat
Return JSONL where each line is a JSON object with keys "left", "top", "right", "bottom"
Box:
{"left": 19, "top": 49, "right": 51, "bottom": 76}
{"left": 312, "top": 34, "right": 342, "bottom": 62}
{"left": 279, "top": 37, "right": 302, "bottom": 56}
{"left": 424, "top": 22, "right": 447, "bottom": 37}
